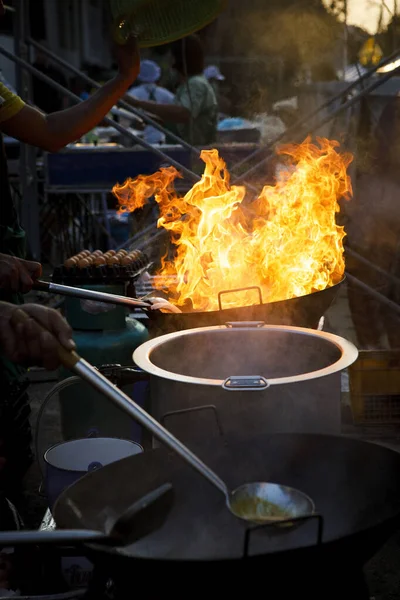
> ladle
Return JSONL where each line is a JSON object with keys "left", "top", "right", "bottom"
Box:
{"left": 0, "top": 482, "right": 174, "bottom": 546}
{"left": 12, "top": 309, "right": 313, "bottom": 524}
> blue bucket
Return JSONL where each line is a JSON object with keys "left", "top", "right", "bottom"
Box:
{"left": 44, "top": 437, "right": 143, "bottom": 510}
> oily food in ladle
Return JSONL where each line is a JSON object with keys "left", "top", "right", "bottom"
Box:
{"left": 231, "top": 497, "right": 292, "bottom": 522}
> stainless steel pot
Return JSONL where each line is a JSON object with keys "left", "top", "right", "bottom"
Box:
{"left": 133, "top": 322, "right": 358, "bottom": 443}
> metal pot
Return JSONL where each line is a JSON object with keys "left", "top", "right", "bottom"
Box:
{"left": 146, "top": 279, "right": 344, "bottom": 334}
{"left": 132, "top": 322, "right": 358, "bottom": 443}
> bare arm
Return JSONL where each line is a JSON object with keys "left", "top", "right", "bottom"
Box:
{"left": 124, "top": 94, "right": 190, "bottom": 124}
{"left": 2, "top": 74, "right": 135, "bottom": 152}
{"left": 1, "top": 38, "right": 140, "bottom": 152}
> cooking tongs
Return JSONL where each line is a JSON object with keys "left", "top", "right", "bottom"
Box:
{"left": 34, "top": 280, "right": 153, "bottom": 310}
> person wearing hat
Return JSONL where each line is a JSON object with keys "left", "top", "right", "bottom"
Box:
{"left": 204, "top": 65, "right": 225, "bottom": 92}
{"left": 204, "top": 64, "right": 231, "bottom": 118}
{"left": 127, "top": 35, "right": 218, "bottom": 146}
{"left": 128, "top": 59, "right": 175, "bottom": 144}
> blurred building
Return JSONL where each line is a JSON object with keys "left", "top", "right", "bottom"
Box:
{"left": 0, "top": 0, "right": 113, "bottom": 90}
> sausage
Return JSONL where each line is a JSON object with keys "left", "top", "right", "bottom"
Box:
{"left": 64, "top": 257, "right": 78, "bottom": 269}
{"left": 106, "top": 255, "right": 120, "bottom": 266}
{"left": 93, "top": 255, "right": 107, "bottom": 266}
{"left": 78, "top": 258, "right": 90, "bottom": 269}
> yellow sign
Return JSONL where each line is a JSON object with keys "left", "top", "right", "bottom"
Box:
{"left": 359, "top": 37, "right": 384, "bottom": 66}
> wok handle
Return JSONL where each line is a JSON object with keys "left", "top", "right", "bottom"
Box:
{"left": 33, "top": 280, "right": 152, "bottom": 309}
{"left": 11, "top": 308, "right": 80, "bottom": 371}
{"left": 0, "top": 529, "right": 109, "bottom": 546}
{"left": 33, "top": 280, "right": 50, "bottom": 292}
{"left": 218, "top": 286, "right": 263, "bottom": 311}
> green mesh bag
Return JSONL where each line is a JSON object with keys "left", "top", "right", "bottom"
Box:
{"left": 110, "top": 0, "right": 226, "bottom": 47}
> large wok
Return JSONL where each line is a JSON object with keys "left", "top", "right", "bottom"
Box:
{"left": 38, "top": 276, "right": 344, "bottom": 332}
{"left": 52, "top": 431, "right": 400, "bottom": 594}
{"left": 146, "top": 278, "right": 345, "bottom": 333}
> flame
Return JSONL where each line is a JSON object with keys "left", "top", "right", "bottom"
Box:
{"left": 113, "top": 137, "right": 352, "bottom": 311}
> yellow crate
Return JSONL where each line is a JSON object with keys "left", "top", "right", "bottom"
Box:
{"left": 349, "top": 350, "right": 400, "bottom": 424}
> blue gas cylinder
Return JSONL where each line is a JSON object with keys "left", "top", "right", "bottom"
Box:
{"left": 58, "top": 283, "right": 149, "bottom": 443}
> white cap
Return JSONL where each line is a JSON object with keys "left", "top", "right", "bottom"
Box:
{"left": 138, "top": 60, "right": 161, "bottom": 84}
{"left": 204, "top": 65, "right": 225, "bottom": 81}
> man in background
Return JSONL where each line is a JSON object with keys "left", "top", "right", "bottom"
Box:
{"left": 204, "top": 64, "right": 224, "bottom": 95}
{"left": 127, "top": 36, "right": 218, "bottom": 146}
{"left": 204, "top": 63, "right": 231, "bottom": 117}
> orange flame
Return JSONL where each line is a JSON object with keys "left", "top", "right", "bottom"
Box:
{"left": 113, "top": 137, "right": 352, "bottom": 311}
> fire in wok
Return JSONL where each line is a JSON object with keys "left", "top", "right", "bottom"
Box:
{"left": 113, "top": 137, "right": 352, "bottom": 315}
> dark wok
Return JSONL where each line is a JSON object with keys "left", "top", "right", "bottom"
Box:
{"left": 53, "top": 431, "right": 400, "bottom": 570}
{"left": 146, "top": 278, "right": 345, "bottom": 333}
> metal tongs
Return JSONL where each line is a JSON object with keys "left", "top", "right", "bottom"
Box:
{"left": 33, "top": 280, "right": 182, "bottom": 313}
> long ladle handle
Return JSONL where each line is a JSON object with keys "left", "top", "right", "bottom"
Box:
{"left": 0, "top": 529, "right": 112, "bottom": 546}
{"left": 34, "top": 280, "right": 152, "bottom": 309}
{"left": 12, "top": 309, "right": 229, "bottom": 500}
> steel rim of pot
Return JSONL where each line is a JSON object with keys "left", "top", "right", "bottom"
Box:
{"left": 133, "top": 324, "right": 358, "bottom": 387}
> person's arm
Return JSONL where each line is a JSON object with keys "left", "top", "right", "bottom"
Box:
{"left": 1, "top": 37, "right": 140, "bottom": 152}
{"left": 127, "top": 78, "right": 205, "bottom": 124}
{"left": 124, "top": 94, "right": 190, "bottom": 124}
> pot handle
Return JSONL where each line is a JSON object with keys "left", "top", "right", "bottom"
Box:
{"left": 222, "top": 376, "right": 270, "bottom": 391}
{"left": 225, "top": 321, "right": 265, "bottom": 328}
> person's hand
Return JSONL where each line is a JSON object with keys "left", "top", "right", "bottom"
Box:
{"left": 113, "top": 35, "right": 140, "bottom": 83}
{"left": 147, "top": 297, "right": 182, "bottom": 313}
{"left": 0, "top": 254, "right": 42, "bottom": 294}
{"left": 0, "top": 302, "right": 76, "bottom": 370}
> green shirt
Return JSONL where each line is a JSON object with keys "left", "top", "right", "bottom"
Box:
{"left": 174, "top": 75, "right": 217, "bottom": 146}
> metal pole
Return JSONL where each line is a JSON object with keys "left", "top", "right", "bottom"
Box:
{"left": 346, "top": 272, "right": 400, "bottom": 318}
{"left": 343, "top": 0, "right": 348, "bottom": 80}
{"left": 13, "top": 0, "right": 41, "bottom": 260}
{"left": 0, "top": 44, "right": 201, "bottom": 183}
{"left": 230, "top": 45, "right": 400, "bottom": 177}
{"left": 27, "top": 37, "right": 201, "bottom": 158}
{"left": 346, "top": 247, "right": 400, "bottom": 288}
{"left": 234, "top": 60, "right": 400, "bottom": 184}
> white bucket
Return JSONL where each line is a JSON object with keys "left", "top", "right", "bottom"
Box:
{"left": 44, "top": 437, "right": 143, "bottom": 509}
